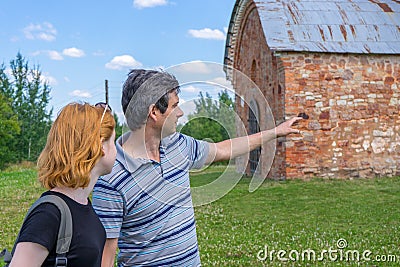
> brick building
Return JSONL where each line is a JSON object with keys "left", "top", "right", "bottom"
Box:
{"left": 224, "top": 0, "right": 400, "bottom": 179}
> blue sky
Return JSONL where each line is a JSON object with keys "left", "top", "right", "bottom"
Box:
{"left": 0, "top": 0, "right": 236, "bottom": 122}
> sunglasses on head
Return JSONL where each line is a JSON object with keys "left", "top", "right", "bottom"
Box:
{"left": 95, "top": 102, "right": 112, "bottom": 123}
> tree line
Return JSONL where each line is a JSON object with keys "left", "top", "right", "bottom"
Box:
{"left": 178, "top": 90, "right": 236, "bottom": 146}
{"left": 0, "top": 53, "right": 52, "bottom": 169}
{"left": 0, "top": 53, "right": 235, "bottom": 169}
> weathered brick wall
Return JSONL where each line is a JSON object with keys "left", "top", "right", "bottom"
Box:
{"left": 233, "top": 2, "right": 286, "bottom": 179}
{"left": 282, "top": 52, "right": 400, "bottom": 178}
{"left": 230, "top": 1, "right": 400, "bottom": 180}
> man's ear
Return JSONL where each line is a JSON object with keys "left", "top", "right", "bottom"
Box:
{"left": 148, "top": 104, "right": 158, "bottom": 121}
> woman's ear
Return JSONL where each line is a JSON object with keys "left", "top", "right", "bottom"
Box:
{"left": 100, "top": 138, "right": 105, "bottom": 156}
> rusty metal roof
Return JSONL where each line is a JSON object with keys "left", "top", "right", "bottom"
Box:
{"left": 225, "top": 0, "right": 400, "bottom": 58}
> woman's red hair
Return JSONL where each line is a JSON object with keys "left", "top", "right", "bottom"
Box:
{"left": 38, "top": 102, "right": 115, "bottom": 189}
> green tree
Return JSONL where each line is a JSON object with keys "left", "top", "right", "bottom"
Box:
{"left": 179, "top": 89, "right": 235, "bottom": 143}
{"left": 0, "top": 63, "right": 12, "bottom": 99}
{"left": 216, "top": 89, "right": 235, "bottom": 140}
{"left": 0, "top": 92, "right": 20, "bottom": 169}
{"left": 113, "top": 113, "right": 124, "bottom": 140}
{"left": 0, "top": 53, "right": 52, "bottom": 162}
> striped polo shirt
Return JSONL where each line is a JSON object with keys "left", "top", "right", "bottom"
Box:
{"left": 92, "top": 132, "right": 209, "bottom": 266}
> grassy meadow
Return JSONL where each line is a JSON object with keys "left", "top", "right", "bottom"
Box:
{"left": 1, "top": 165, "right": 400, "bottom": 266}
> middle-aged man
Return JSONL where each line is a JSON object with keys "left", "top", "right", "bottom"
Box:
{"left": 93, "top": 69, "right": 302, "bottom": 267}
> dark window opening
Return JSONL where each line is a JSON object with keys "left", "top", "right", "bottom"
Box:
{"left": 248, "top": 104, "right": 261, "bottom": 174}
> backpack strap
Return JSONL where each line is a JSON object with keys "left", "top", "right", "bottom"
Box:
{"left": 0, "top": 249, "right": 12, "bottom": 264}
{"left": 6, "top": 194, "right": 73, "bottom": 267}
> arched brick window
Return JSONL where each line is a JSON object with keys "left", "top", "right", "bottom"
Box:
{"left": 248, "top": 99, "right": 261, "bottom": 174}
{"left": 250, "top": 60, "right": 257, "bottom": 83}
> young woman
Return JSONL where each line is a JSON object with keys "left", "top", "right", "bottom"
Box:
{"left": 9, "top": 102, "right": 116, "bottom": 267}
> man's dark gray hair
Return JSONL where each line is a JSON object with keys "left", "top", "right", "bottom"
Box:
{"left": 122, "top": 69, "right": 180, "bottom": 131}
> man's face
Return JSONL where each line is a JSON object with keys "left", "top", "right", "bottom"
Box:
{"left": 160, "top": 91, "right": 184, "bottom": 138}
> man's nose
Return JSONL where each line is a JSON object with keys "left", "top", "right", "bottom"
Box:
{"left": 176, "top": 107, "right": 184, "bottom": 117}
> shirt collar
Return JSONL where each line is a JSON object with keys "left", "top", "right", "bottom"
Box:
{"left": 116, "top": 132, "right": 150, "bottom": 173}
{"left": 115, "top": 132, "right": 179, "bottom": 173}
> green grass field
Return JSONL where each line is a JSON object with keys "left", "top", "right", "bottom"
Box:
{"left": 1, "top": 166, "right": 400, "bottom": 266}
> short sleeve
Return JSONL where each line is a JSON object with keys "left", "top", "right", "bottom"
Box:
{"left": 17, "top": 203, "right": 60, "bottom": 252}
{"left": 182, "top": 134, "right": 210, "bottom": 170}
{"left": 92, "top": 178, "right": 125, "bottom": 239}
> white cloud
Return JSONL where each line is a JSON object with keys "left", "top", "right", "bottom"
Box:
{"left": 31, "top": 50, "right": 63, "bottom": 60}
{"left": 23, "top": 22, "right": 57, "bottom": 41}
{"left": 105, "top": 55, "right": 142, "bottom": 70}
{"left": 133, "top": 0, "right": 168, "bottom": 9}
{"left": 173, "top": 60, "right": 212, "bottom": 74}
{"left": 63, "top": 47, "right": 85, "bottom": 58}
{"left": 48, "top": 50, "right": 63, "bottom": 60}
{"left": 188, "top": 28, "right": 225, "bottom": 40}
{"left": 4, "top": 66, "right": 57, "bottom": 87}
{"left": 42, "top": 75, "right": 58, "bottom": 86}
{"left": 93, "top": 50, "right": 105, "bottom": 56}
{"left": 69, "top": 90, "right": 92, "bottom": 98}
{"left": 41, "top": 73, "right": 58, "bottom": 86}
{"left": 181, "top": 85, "right": 200, "bottom": 93}
{"left": 31, "top": 48, "right": 85, "bottom": 60}
{"left": 208, "top": 77, "right": 233, "bottom": 90}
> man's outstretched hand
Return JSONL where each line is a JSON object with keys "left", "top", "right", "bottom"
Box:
{"left": 275, "top": 117, "right": 303, "bottom": 137}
